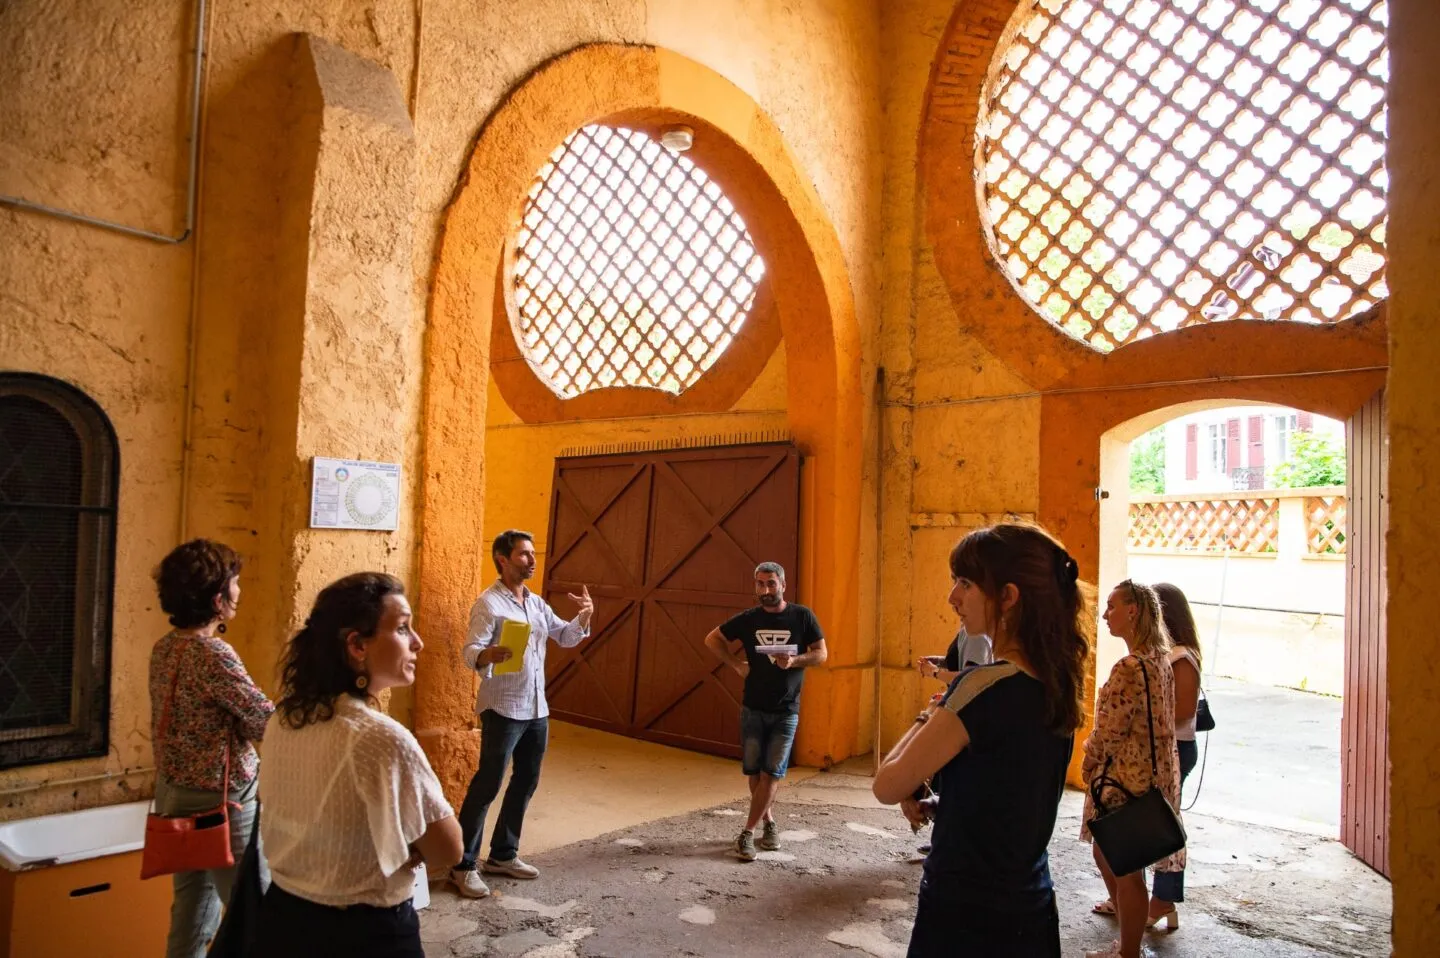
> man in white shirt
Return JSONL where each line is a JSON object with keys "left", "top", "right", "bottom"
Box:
{"left": 449, "top": 529, "right": 594, "bottom": 898}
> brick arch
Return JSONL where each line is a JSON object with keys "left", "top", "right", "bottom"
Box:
{"left": 919, "top": 0, "right": 1388, "bottom": 392}
{"left": 416, "top": 45, "right": 864, "bottom": 783}
{"left": 921, "top": 1, "right": 1389, "bottom": 788}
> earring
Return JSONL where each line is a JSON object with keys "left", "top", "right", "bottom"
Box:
{"left": 217, "top": 623, "right": 227, "bottom": 634}
{"left": 355, "top": 673, "right": 368, "bottom": 690}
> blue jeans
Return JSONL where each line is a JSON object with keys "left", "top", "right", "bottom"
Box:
{"left": 1152, "top": 738, "right": 1199, "bottom": 902}
{"left": 457, "top": 710, "right": 548, "bottom": 868}
{"left": 154, "top": 774, "right": 263, "bottom": 958}
{"left": 740, "top": 707, "right": 799, "bottom": 777}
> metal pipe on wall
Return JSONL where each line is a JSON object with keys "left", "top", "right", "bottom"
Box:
{"left": 0, "top": 0, "right": 210, "bottom": 245}
{"left": 872, "top": 366, "right": 886, "bottom": 774}
{"left": 0, "top": 766, "right": 155, "bottom": 798}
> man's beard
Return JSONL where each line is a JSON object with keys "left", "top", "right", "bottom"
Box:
{"left": 758, "top": 594, "right": 781, "bottom": 607}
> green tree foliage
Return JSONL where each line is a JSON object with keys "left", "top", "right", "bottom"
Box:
{"left": 1273, "top": 431, "right": 1347, "bottom": 487}
{"left": 1129, "top": 428, "right": 1165, "bottom": 495}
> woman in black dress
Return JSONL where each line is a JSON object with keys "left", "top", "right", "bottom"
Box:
{"left": 874, "top": 522, "right": 1092, "bottom": 958}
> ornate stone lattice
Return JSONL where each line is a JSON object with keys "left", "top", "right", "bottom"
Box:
{"left": 977, "top": 0, "right": 1389, "bottom": 351}
{"left": 511, "top": 125, "right": 767, "bottom": 399}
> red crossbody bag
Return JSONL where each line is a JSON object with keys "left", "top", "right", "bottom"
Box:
{"left": 140, "top": 638, "right": 237, "bottom": 880}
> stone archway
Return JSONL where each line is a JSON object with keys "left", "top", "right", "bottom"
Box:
{"left": 415, "top": 44, "right": 865, "bottom": 794}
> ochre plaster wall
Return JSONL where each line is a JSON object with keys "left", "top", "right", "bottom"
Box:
{"left": 2, "top": 0, "right": 881, "bottom": 815}
{"left": 878, "top": 0, "right": 1390, "bottom": 803}
{"left": 1385, "top": 0, "right": 1440, "bottom": 951}
{"left": 1, "top": 0, "right": 202, "bottom": 817}
{"left": 418, "top": 43, "right": 873, "bottom": 802}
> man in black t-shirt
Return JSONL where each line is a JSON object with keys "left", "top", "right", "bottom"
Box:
{"left": 704, "top": 562, "right": 827, "bottom": 862}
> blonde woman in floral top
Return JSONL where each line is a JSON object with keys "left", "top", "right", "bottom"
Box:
{"left": 1082, "top": 579, "right": 1184, "bottom": 958}
{"left": 149, "top": 539, "right": 274, "bottom": 958}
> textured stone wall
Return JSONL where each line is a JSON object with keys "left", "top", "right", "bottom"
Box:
{"left": 1, "top": 0, "right": 882, "bottom": 814}
{"left": 1385, "top": 0, "right": 1440, "bottom": 950}
{"left": 1, "top": 0, "right": 202, "bottom": 817}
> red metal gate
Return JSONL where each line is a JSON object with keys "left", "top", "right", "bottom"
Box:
{"left": 540, "top": 443, "right": 801, "bottom": 757}
{"left": 1342, "top": 390, "right": 1389, "bottom": 876}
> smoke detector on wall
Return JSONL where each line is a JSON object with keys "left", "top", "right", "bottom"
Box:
{"left": 659, "top": 126, "right": 694, "bottom": 152}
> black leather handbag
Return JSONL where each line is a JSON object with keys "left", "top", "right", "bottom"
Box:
{"left": 1088, "top": 658, "right": 1188, "bottom": 877}
{"left": 1195, "top": 689, "right": 1216, "bottom": 732}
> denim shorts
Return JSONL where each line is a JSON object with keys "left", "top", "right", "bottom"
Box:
{"left": 740, "top": 707, "right": 800, "bottom": 777}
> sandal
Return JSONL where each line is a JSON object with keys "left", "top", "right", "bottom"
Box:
{"left": 1092, "top": 899, "right": 1116, "bottom": 916}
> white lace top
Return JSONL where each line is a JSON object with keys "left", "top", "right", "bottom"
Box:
{"left": 259, "top": 694, "right": 453, "bottom": 907}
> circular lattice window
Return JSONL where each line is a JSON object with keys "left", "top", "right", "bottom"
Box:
{"left": 509, "top": 125, "right": 768, "bottom": 398}
{"left": 977, "top": 0, "right": 1388, "bottom": 351}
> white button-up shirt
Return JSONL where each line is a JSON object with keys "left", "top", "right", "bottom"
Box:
{"left": 462, "top": 581, "right": 589, "bottom": 720}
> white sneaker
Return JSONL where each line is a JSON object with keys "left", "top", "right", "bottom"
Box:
{"left": 482, "top": 856, "right": 540, "bottom": 879}
{"left": 448, "top": 867, "right": 490, "bottom": 898}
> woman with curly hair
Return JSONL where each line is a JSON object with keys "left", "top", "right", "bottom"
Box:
{"left": 874, "top": 522, "right": 1092, "bottom": 958}
{"left": 149, "top": 539, "right": 274, "bottom": 958}
{"left": 1082, "top": 580, "right": 1185, "bottom": 958}
{"left": 255, "top": 573, "right": 461, "bottom": 956}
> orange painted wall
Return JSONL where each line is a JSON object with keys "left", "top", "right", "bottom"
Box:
{"left": 1385, "top": 0, "right": 1440, "bottom": 951}
{"left": 877, "top": 0, "right": 1390, "bottom": 801}
{"left": 416, "top": 43, "right": 875, "bottom": 802}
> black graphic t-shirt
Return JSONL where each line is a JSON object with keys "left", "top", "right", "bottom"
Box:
{"left": 719, "top": 603, "right": 824, "bottom": 714}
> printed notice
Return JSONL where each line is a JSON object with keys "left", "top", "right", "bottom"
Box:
{"left": 310, "top": 457, "right": 401, "bottom": 531}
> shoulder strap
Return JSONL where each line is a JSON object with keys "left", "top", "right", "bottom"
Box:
{"left": 940, "top": 661, "right": 1020, "bottom": 715}
{"left": 1136, "top": 657, "right": 1160, "bottom": 780}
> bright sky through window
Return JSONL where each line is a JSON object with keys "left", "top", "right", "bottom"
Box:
{"left": 977, "top": 0, "right": 1389, "bottom": 351}
{"left": 511, "top": 125, "right": 768, "bottom": 398}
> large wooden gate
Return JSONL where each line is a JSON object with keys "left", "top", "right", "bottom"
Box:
{"left": 541, "top": 442, "right": 801, "bottom": 757}
{"left": 1342, "top": 390, "right": 1389, "bottom": 876}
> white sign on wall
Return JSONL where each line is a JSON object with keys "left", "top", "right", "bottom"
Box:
{"left": 310, "top": 457, "right": 400, "bottom": 531}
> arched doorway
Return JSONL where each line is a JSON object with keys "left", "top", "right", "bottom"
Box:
{"left": 415, "top": 45, "right": 866, "bottom": 796}
{"left": 1098, "top": 394, "right": 1388, "bottom": 877}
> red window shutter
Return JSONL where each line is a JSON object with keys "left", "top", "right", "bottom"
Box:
{"left": 1248, "top": 415, "right": 1264, "bottom": 468}
{"left": 1298, "top": 411, "right": 1314, "bottom": 432}
{"left": 1227, "top": 418, "right": 1241, "bottom": 477}
{"left": 1185, "top": 424, "right": 1198, "bottom": 480}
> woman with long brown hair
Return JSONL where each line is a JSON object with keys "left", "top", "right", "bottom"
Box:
{"left": 1082, "top": 580, "right": 1185, "bottom": 958}
{"left": 255, "top": 573, "right": 461, "bottom": 956}
{"left": 874, "top": 522, "right": 1092, "bottom": 957}
{"left": 1149, "top": 582, "right": 1202, "bottom": 923}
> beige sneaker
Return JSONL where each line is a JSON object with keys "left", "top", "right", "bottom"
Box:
{"left": 482, "top": 856, "right": 540, "bottom": 879}
{"left": 449, "top": 867, "right": 490, "bottom": 898}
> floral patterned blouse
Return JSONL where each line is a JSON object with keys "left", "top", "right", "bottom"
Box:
{"left": 149, "top": 631, "right": 274, "bottom": 793}
{"left": 1080, "top": 650, "right": 1186, "bottom": 873}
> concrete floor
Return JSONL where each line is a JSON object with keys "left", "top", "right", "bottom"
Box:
{"left": 423, "top": 697, "right": 1389, "bottom": 957}
{"left": 1185, "top": 676, "right": 1342, "bottom": 836}
{"left": 480, "top": 722, "right": 818, "bottom": 858}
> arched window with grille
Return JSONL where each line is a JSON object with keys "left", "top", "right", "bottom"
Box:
{"left": 508, "top": 124, "right": 768, "bottom": 399}
{"left": 0, "top": 374, "right": 117, "bottom": 769}
{"left": 976, "top": 0, "right": 1388, "bottom": 351}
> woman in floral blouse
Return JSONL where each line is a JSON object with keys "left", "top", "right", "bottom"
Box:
{"left": 1082, "top": 579, "right": 1185, "bottom": 958}
{"left": 149, "top": 539, "right": 274, "bottom": 958}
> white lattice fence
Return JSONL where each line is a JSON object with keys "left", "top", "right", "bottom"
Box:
{"left": 1305, "top": 495, "right": 1348, "bottom": 554}
{"left": 1129, "top": 496, "right": 1280, "bottom": 553}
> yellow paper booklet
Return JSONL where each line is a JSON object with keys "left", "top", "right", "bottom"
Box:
{"left": 491, "top": 618, "right": 531, "bottom": 676}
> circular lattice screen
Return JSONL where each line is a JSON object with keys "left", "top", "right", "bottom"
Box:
{"left": 977, "top": 0, "right": 1389, "bottom": 351}
{"left": 510, "top": 125, "right": 767, "bottom": 398}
